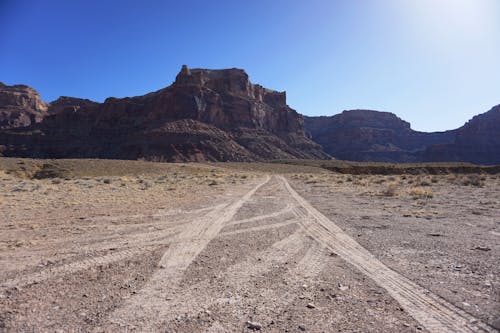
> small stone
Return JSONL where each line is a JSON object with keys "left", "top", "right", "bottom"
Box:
{"left": 247, "top": 321, "right": 262, "bottom": 330}
{"left": 338, "top": 283, "right": 349, "bottom": 291}
{"left": 298, "top": 324, "right": 306, "bottom": 331}
{"left": 402, "top": 323, "right": 410, "bottom": 327}
{"left": 306, "top": 303, "right": 316, "bottom": 309}
{"left": 491, "top": 317, "right": 500, "bottom": 330}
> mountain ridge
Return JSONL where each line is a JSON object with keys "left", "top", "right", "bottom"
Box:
{"left": 1, "top": 67, "right": 499, "bottom": 164}
{"left": 0, "top": 66, "right": 328, "bottom": 162}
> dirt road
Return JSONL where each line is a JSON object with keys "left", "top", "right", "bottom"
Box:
{"left": 0, "top": 174, "right": 497, "bottom": 332}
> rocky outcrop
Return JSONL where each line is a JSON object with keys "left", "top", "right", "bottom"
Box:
{"left": 0, "top": 66, "right": 329, "bottom": 162}
{"left": 0, "top": 82, "right": 49, "bottom": 129}
{"left": 304, "top": 110, "right": 455, "bottom": 162}
{"left": 48, "top": 96, "right": 99, "bottom": 115}
{"left": 424, "top": 105, "right": 500, "bottom": 165}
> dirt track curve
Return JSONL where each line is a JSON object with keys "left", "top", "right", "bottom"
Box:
{"left": 1, "top": 175, "right": 497, "bottom": 332}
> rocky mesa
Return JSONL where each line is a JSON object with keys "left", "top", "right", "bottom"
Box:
{"left": 423, "top": 105, "right": 500, "bottom": 165}
{"left": 304, "top": 110, "right": 456, "bottom": 163}
{"left": 304, "top": 106, "right": 500, "bottom": 165}
{"left": 0, "top": 66, "right": 329, "bottom": 162}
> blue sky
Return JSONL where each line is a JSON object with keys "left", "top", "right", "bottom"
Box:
{"left": 1, "top": 0, "right": 499, "bottom": 131}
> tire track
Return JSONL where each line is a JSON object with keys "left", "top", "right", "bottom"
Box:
{"left": 0, "top": 204, "right": 229, "bottom": 289}
{"left": 280, "top": 175, "right": 496, "bottom": 333}
{"left": 152, "top": 229, "right": 317, "bottom": 331}
{"left": 204, "top": 236, "right": 329, "bottom": 332}
{"left": 226, "top": 203, "right": 293, "bottom": 226}
{"left": 0, "top": 247, "right": 155, "bottom": 291}
{"left": 101, "top": 176, "right": 271, "bottom": 332}
{"left": 220, "top": 220, "right": 298, "bottom": 236}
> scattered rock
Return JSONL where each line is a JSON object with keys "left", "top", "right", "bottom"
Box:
{"left": 491, "top": 317, "right": 500, "bottom": 330}
{"left": 473, "top": 246, "right": 491, "bottom": 251}
{"left": 247, "top": 321, "right": 262, "bottom": 330}
{"left": 338, "top": 283, "right": 349, "bottom": 291}
{"left": 298, "top": 324, "right": 306, "bottom": 331}
{"left": 306, "top": 303, "right": 316, "bottom": 309}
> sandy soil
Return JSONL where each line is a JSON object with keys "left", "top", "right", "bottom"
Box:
{"left": 0, "top": 159, "right": 498, "bottom": 332}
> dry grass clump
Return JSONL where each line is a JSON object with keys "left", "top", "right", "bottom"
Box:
{"left": 407, "top": 186, "right": 433, "bottom": 199}
{"left": 417, "top": 177, "right": 432, "bottom": 186}
{"left": 353, "top": 177, "right": 368, "bottom": 186}
{"left": 461, "top": 174, "right": 484, "bottom": 187}
{"left": 0, "top": 169, "right": 8, "bottom": 179}
{"left": 381, "top": 182, "right": 399, "bottom": 197}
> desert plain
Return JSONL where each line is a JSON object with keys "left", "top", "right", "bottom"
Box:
{"left": 0, "top": 158, "right": 498, "bottom": 332}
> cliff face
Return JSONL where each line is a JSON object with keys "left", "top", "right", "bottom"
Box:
{"left": 47, "top": 96, "right": 99, "bottom": 115}
{"left": 0, "top": 83, "right": 49, "bottom": 129}
{"left": 0, "top": 66, "right": 328, "bottom": 162}
{"left": 423, "top": 105, "right": 500, "bottom": 165}
{"left": 304, "top": 110, "right": 455, "bottom": 162}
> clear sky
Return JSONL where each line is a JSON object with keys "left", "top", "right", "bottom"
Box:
{"left": 1, "top": 0, "right": 499, "bottom": 132}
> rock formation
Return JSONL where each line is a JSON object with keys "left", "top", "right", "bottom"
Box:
{"left": 304, "top": 110, "right": 455, "bottom": 162}
{"left": 0, "top": 82, "right": 49, "bottom": 129}
{"left": 423, "top": 105, "right": 500, "bottom": 165}
{"left": 47, "top": 96, "right": 99, "bottom": 115}
{"left": 2, "top": 67, "right": 498, "bottom": 164}
{"left": 0, "top": 66, "right": 329, "bottom": 162}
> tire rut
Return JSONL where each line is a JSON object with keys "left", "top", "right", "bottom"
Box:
{"left": 280, "top": 175, "right": 496, "bottom": 333}
{"left": 100, "top": 176, "right": 271, "bottom": 332}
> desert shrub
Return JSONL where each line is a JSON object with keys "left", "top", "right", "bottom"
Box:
{"left": 462, "top": 174, "right": 483, "bottom": 187}
{"left": 381, "top": 182, "right": 399, "bottom": 197}
{"left": 353, "top": 178, "right": 367, "bottom": 186}
{"left": 33, "top": 163, "right": 68, "bottom": 179}
{"left": 408, "top": 187, "right": 433, "bottom": 199}
{"left": 120, "top": 176, "right": 134, "bottom": 183}
{"left": 418, "top": 178, "right": 431, "bottom": 186}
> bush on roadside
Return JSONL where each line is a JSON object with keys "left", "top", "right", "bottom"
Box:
{"left": 408, "top": 186, "right": 433, "bottom": 199}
